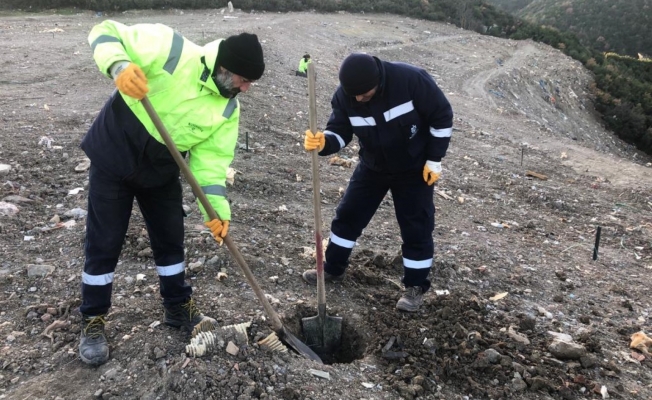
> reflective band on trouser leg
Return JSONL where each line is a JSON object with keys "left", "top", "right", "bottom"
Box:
{"left": 81, "top": 272, "right": 115, "bottom": 316}
{"left": 324, "top": 232, "right": 355, "bottom": 276}
{"left": 158, "top": 262, "right": 192, "bottom": 308}
{"left": 402, "top": 257, "right": 432, "bottom": 292}
{"left": 329, "top": 232, "right": 356, "bottom": 248}
{"left": 157, "top": 262, "right": 186, "bottom": 277}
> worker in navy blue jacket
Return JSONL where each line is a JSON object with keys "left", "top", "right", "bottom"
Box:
{"left": 302, "top": 53, "right": 453, "bottom": 312}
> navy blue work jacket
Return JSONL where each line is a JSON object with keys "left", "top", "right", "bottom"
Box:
{"left": 321, "top": 57, "right": 453, "bottom": 173}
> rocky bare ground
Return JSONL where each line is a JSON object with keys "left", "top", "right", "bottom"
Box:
{"left": 1, "top": 8, "right": 652, "bottom": 400}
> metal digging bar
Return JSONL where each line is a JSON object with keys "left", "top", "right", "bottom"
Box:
{"left": 141, "top": 96, "right": 322, "bottom": 364}
{"left": 301, "top": 62, "right": 343, "bottom": 354}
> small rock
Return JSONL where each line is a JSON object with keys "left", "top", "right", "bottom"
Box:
{"left": 188, "top": 261, "right": 203, "bottom": 272}
{"left": 519, "top": 314, "right": 536, "bottom": 331}
{"left": 27, "top": 264, "right": 55, "bottom": 278}
{"left": 484, "top": 348, "right": 501, "bottom": 363}
{"left": 580, "top": 354, "right": 598, "bottom": 368}
{"left": 549, "top": 339, "right": 586, "bottom": 360}
{"left": 0, "top": 201, "right": 19, "bottom": 216}
{"left": 137, "top": 248, "right": 153, "bottom": 258}
{"left": 548, "top": 331, "right": 573, "bottom": 342}
{"left": 529, "top": 376, "right": 551, "bottom": 391}
{"left": 2, "top": 195, "right": 32, "bottom": 203}
{"left": 508, "top": 326, "right": 530, "bottom": 345}
{"left": 103, "top": 368, "right": 117, "bottom": 380}
{"left": 75, "top": 158, "right": 91, "bottom": 172}
{"left": 537, "top": 306, "right": 553, "bottom": 319}
{"left": 64, "top": 207, "right": 87, "bottom": 219}
{"left": 512, "top": 376, "right": 528, "bottom": 391}
{"left": 226, "top": 341, "right": 239, "bottom": 356}
{"left": 372, "top": 254, "right": 385, "bottom": 267}
{"left": 512, "top": 362, "right": 526, "bottom": 375}
{"left": 153, "top": 347, "right": 166, "bottom": 359}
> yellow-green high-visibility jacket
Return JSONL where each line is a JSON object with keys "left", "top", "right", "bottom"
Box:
{"left": 298, "top": 57, "right": 311, "bottom": 73}
{"left": 87, "top": 20, "right": 237, "bottom": 221}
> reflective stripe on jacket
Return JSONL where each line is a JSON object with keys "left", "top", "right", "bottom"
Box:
{"left": 321, "top": 58, "right": 453, "bottom": 173}
{"left": 87, "top": 20, "right": 237, "bottom": 221}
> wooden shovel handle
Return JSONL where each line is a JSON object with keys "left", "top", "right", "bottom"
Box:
{"left": 141, "top": 97, "right": 283, "bottom": 331}
{"left": 307, "top": 63, "right": 327, "bottom": 306}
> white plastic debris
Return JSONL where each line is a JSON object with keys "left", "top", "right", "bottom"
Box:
{"left": 308, "top": 369, "right": 330, "bottom": 380}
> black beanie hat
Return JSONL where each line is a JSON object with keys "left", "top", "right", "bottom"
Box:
{"left": 338, "top": 53, "right": 380, "bottom": 96}
{"left": 217, "top": 33, "right": 265, "bottom": 80}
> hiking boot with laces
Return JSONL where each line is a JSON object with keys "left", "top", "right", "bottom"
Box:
{"left": 301, "top": 269, "right": 345, "bottom": 286}
{"left": 79, "top": 315, "right": 109, "bottom": 366}
{"left": 164, "top": 298, "right": 217, "bottom": 332}
{"left": 396, "top": 286, "right": 424, "bottom": 312}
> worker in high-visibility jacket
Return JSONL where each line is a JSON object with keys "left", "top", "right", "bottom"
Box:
{"left": 79, "top": 19, "right": 265, "bottom": 366}
{"left": 296, "top": 54, "right": 311, "bottom": 77}
{"left": 302, "top": 53, "right": 453, "bottom": 313}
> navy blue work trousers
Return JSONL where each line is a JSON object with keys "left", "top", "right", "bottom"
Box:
{"left": 79, "top": 164, "right": 191, "bottom": 316}
{"left": 324, "top": 163, "right": 435, "bottom": 292}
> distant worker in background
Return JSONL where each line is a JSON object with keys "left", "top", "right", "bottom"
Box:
{"left": 79, "top": 19, "right": 265, "bottom": 366}
{"left": 296, "top": 54, "right": 312, "bottom": 77}
{"left": 302, "top": 53, "right": 453, "bottom": 312}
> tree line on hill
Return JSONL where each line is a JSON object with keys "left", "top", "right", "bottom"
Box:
{"left": 486, "top": 0, "right": 652, "bottom": 58}
{"left": 2, "top": 0, "right": 650, "bottom": 156}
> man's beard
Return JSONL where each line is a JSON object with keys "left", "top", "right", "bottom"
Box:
{"left": 212, "top": 69, "right": 240, "bottom": 98}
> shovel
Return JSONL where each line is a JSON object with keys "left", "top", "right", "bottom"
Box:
{"left": 140, "top": 96, "right": 322, "bottom": 364}
{"left": 301, "top": 62, "right": 343, "bottom": 354}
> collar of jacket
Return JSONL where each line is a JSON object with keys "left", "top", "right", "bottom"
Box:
{"left": 374, "top": 56, "right": 386, "bottom": 97}
{"left": 198, "top": 39, "right": 221, "bottom": 95}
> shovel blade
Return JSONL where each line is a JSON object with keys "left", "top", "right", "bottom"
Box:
{"left": 278, "top": 326, "right": 323, "bottom": 363}
{"left": 302, "top": 314, "right": 343, "bottom": 354}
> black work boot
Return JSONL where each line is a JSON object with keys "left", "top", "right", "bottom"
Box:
{"left": 79, "top": 315, "right": 109, "bottom": 366}
{"left": 301, "top": 269, "right": 345, "bottom": 286}
{"left": 164, "top": 298, "right": 217, "bottom": 332}
{"left": 396, "top": 286, "right": 424, "bottom": 312}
